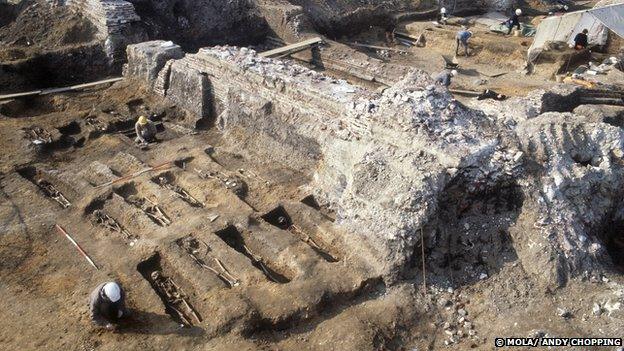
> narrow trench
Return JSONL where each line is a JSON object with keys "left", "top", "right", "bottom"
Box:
{"left": 301, "top": 194, "right": 335, "bottom": 222}
{"left": 152, "top": 172, "right": 204, "bottom": 208}
{"left": 22, "top": 122, "right": 85, "bottom": 152}
{"left": 599, "top": 214, "right": 624, "bottom": 273}
{"left": 85, "top": 196, "right": 138, "bottom": 244}
{"left": 17, "top": 166, "right": 71, "bottom": 208}
{"left": 57, "top": 121, "right": 86, "bottom": 149}
{"left": 261, "top": 205, "right": 339, "bottom": 263}
{"left": 137, "top": 253, "right": 202, "bottom": 326}
{"left": 175, "top": 235, "right": 240, "bottom": 288}
{"left": 214, "top": 226, "right": 291, "bottom": 284}
{"left": 114, "top": 183, "right": 172, "bottom": 227}
{"left": 246, "top": 277, "right": 386, "bottom": 338}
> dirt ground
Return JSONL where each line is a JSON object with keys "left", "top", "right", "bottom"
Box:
{"left": 1, "top": 77, "right": 623, "bottom": 351}
{"left": 1, "top": 0, "right": 624, "bottom": 350}
{"left": 339, "top": 21, "right": 556, "bottom": 98}
{"left": 0, "top": 0, "right": 97, "bottom": 62}
{"left": 0, "top": 1, "right": 107, "bottom": 94}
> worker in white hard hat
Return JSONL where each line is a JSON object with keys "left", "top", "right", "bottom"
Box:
{"left": 88, "top": 281, "right": 128, "bottom": 330}
{"left": 134, "top": 115, "right": 157, "bottom": 144}
{"left": 435, "top": 69, "right": 458, "bottom": 88}
{"left": 437, "top": 7, "right": 448, "bottom": 25}
{"left": 505, "top": 9, "right": 522, "bottom": 35}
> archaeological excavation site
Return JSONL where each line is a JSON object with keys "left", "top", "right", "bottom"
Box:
{"left": 1, "top": 0, "right": 624, "bottom": 349}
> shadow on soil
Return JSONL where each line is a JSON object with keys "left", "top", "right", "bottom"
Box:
{"left": 116, "top": 309, "right": 205, "bottom": 336}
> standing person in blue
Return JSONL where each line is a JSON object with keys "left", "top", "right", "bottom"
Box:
{"left": 506, "top": 9, "right": 522, "bottom": 35}
{"left": 455, "top": 26, "right": 472, "bottom": 57}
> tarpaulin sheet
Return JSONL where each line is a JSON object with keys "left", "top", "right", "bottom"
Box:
{"left": 567, "top": 12, "right": 607, "bottom": 46}
{"left": 529, "top": 12, "right": 583, "bottom": 52}
{"left": 589, "top": 3, "right": 624, "bottom": 38}
{"left": 489, "top": 22, "right": 537, "bottom": 36}
{"left": 527, "top": 7, "right": 613, "bottom": 62}
{"left": 472, "top": 12, "right": 508, "bottom": 27}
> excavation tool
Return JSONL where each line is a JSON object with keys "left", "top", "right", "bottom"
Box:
{"left": 178, "top": 236, "right": 240, "bottom": 287}
{"left": 449, "top": 88, "right": 481, "bottom": 96}
{"left": 150, "top": 270, "right": 201, "bottom": 325}
{"left": 96, "top": 161, "right": 174, "bottom": 188}
{"left": 55, "top": 224, "right": 99, "bottom": 270}
{"left": 421, "top": 227, "right": 426, "bottom": 294}
{"left": 441, "top": 54, "right": 460, "bottom": 69}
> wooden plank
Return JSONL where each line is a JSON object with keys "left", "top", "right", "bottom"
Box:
{"left": 394, "top": 31, "right": 419, "bottom": 41}
{"left": 0, "top": 77, "right": 123, "bottom": 100}
{"left": 349, "top": 43, "right": 409, "bottom": 54}
{"left": 449, "top": 88, "right": 481, "bottom": 96}
{"left": 0, "top": 90, "right": 43, "bottom": 100}
{"left": 70, "top": 77, "right": 124, "bottom": 90}
{"left": 477, "top": 69, "right": 508, "bottom": 78}
{"left": 259, "top": 37, "right": 323, "bottom": 58}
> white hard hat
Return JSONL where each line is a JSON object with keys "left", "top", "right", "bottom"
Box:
{"left": 103, "top": 282, "right": 121, "bottom": 302}
{"left": 441, "top": 7, "right": 447, "bottom": 14}
{"left": 564, "top": 5, "right": 569, "bottom": 10}
{"left": 451, "top": 70, "right": 458, "bottom": 76}
{"left": 515, "top": 9, "right": 522, "bottom": 15}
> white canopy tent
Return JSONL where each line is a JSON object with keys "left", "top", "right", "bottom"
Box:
{"left": 528, "top": 3, "right": 624, "bottom": 62}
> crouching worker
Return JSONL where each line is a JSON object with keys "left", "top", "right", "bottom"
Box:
{"left": 435, "top": 69, "right": 458, "bottom": 88}
{"left": 89, "top": 282, "right": 128, "bottom": 330}
{"left": 455, "top": 27, "right": 472, "bottom": 57}
{"left": 135, "top": 115, "right": 157, "bottom": 144}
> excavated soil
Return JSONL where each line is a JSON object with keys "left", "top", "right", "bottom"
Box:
{"left": 0, "top": 1, "right": 107, "bottom": 93}
{"left": 0, "top": 0, "right": 97, "bottom": 61}
{"left": 1, "top": 77, "right": 622, "bottom": 351}
{"left": 1, "top": 1, "right": 623, "bottom": 350}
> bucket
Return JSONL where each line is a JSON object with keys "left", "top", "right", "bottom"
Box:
{"left": 513, "top": 29, "right": 521, "bottom": 37}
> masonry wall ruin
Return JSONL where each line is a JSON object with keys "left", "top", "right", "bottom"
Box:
{"left": 66, "top": 0, "right": 146, "bottom": 60}
{"left": 127, "top": 0, "right": 269, "bottom": 50}
{"left": 124, "top": 41, "right": 624, "bottom": 289}
{"left": 124, "top": 41, "right": 514, "bottom": 281}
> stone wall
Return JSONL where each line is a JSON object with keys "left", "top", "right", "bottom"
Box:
{"left": 66, "top": 0, "right": 146, "bottom": 60}
{"left": 124, "top": 41, "right": 624, "bottom": 287}
{"left": 123, "top": 40, "right": 184, "bottom": 87}
{"left": 441, "top": 0, "right": 516, "bottom": 14}
{"left": 126, "top": 0, "right": 268, "bottom": 50}
{"left": 124, "top": 41, "right": 503, "bottom": 280}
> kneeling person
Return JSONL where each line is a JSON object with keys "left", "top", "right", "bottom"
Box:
{"left": 135, "top": 115, "right": 157, "bottom": 144}
{"left": 89, "top": 282, "right": 128, "bottom": 330}
{"left": 435, "top": 69, "right": 458, "bottom": 88}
